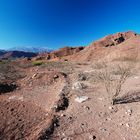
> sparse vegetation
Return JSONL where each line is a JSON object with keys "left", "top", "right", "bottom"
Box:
{"left": 92, "top": 61, "right": 134, "bottom": 105}
{"left": 92, "top": 61, "right": 107, "bottom": 69}
{"left": 32, "top": 61, "right": 44, "bottom": 66}
{"left": 0, "top": 60, "right": 6, "bottom": 65}
{"left": 113, "top": 91, "right": 140, "bottom": 105}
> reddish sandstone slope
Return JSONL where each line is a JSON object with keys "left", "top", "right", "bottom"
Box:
{"left": 89, "top": 31, "right": 136, "bottom": 48}
{"left": 34, "top": 31, "right": 139, "bottom": 62}
{"left": 65, "top": 31, "right": 140, "bottom": 61}
{"left": 38, "top": 46, "right": 84, "bottom": 60}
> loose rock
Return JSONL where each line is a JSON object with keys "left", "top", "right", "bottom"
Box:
{"left": 125, "top": 109, "right": 132, "bottom": 116}
{"left": 89, "top": 135, "right": 96, "bottom": 140}
{"left": 75, "top": 96, "right": 89, "bottom": 103}
{"left": 72, "top": 82, "right": 86, "bottom": 90}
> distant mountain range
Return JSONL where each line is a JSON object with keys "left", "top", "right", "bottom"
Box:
{"left": 0, "top": 50, "right": 7, "bottom": 56}
{"left": 0, "top": 46, "right": 53, "bottom": 59}
{"left": 8, "top": 46, "right": 53, "bottom": 53}
{"left": 0, "top": 50, "right": 37, "bottom": 59}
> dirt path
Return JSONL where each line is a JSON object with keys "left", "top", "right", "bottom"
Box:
{"left": 0, "top": 68, "right": 71, "bottom": 140}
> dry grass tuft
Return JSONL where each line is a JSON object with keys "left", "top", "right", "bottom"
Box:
{"left": 32, "top": 61, "right": 44, "bottom": 66}
{"left": 113, "top": 91, "right": 140, "bottom": 105}
{"left": 92, "top": 61, "right": 107, "bottom": 69}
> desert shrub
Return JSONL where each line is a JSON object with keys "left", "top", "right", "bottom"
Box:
{"left": 92, "top": 61, "right": 107, "bottom": 69}
{"left": 92, "top": 62, "right": 133, "bottom": 105}
{"left": 111, "top": 63, "right": 133, "bottom": 76}
{"left": 113, "top": 91, "right": 140, "bottom": 105}
{"left": 32, "top": 61, "right": 44, "bottom": 66}
{"left": 0, "top": 61, "right": 6, "bottom": 65}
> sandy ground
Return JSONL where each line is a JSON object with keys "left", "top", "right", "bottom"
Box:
{"left": 1, "top": 61, "right": 140, "bottom": 140}
{"left": 0, "top": 64, "right": 70, "bottom": 140}
{"left": 50, "top": 62, "right": 140, "bottom": 140}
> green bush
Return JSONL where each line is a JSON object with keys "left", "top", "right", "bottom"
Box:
{"left": 32, "top": 61, "right": 44, "bottom": 66}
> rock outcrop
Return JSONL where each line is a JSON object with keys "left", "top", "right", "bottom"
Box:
{"left": 39, "top": 46, "right": 84, "bottom": 60}
{"left": 66, "top": 31, "right": 139, "bottom": 61}
{"left": 90, "top": 31, "right": 137, "bottom": 48}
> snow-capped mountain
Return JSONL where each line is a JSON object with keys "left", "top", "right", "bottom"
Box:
{"left": 8, "top": 46, "right": 53, "bottom": 53}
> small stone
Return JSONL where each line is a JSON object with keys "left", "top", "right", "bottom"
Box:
{"left": 18, "top": 96, "right": 23, "bottom": 101}
{"left": 120, "top": 123, "right": 124, "bottom": 126}
{"left": 54, "top": 123, "right": 57, "bottom": 127}
{"left": 54, "top": 75, "right": 59, "bottom": 79}
{"left": 62, "top": 133, "right": 65, "bottom": 136}
{"left": 8, "top": 96, "right": 16, "bottom": 100}
{"left": 32, "top": 73, "right": 37, "bottom": 78}
{"left": 98, "top": 97, "right": 103, "bottom": 101}
{"left": 100, "top": 128, "right": 107, "bottom": 133}
{"left": 126, "top": 123, "right": 130, "bottom": 127}
{"left": 134, "top": 76, "right": 139, "bottom": 79}
{"left": 72, "top": 82, "right": 86, "bottom": 90}
{"left": 75, "top": 96, "right": 89, "bottom": 103}
{"left": 83, "top": 106, "right": 90, "bottom": 110}
{"left": 45, "top": 113, "right": 49, "bottom": 116}
{"left": 109, "top": 106, "right": 113, "bottom": 110}
{"left": 125, "top": 109, "right": 132, "bottom": 116}
{"left": 60, "top": 114, "right": 66, "bottom": 117}
{"left": 89, "top": 135, "right": 96, "bottom": 140}
{"left": 106, "top": 118, "right": 111, "bottom": 121}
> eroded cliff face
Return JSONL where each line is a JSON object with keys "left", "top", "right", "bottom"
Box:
{"left": 64, "top": 31, "right": 139, "bottom": 62}
{"left": 89, "top": 31, "right": 137, "bottom": 48}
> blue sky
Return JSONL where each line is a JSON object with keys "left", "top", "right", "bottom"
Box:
{"left": 0, "top": 0, "right": 140, "bottom": 50}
